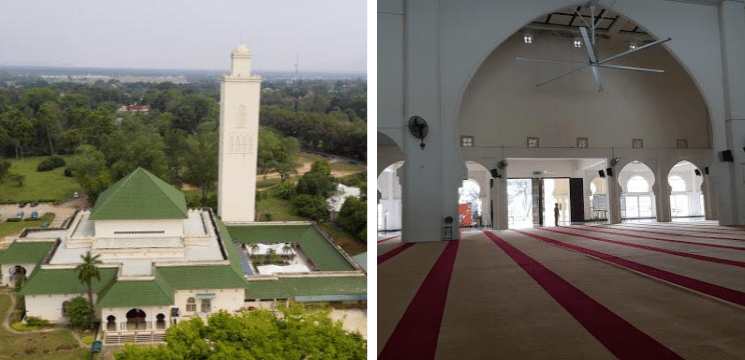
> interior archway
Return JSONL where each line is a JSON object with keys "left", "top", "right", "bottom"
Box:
{"left": 126, "top": 309, "right": 146, "bottom": 331}
{"left": 618, "top": 161, "right": 656, "bottom": 220}
{"left": 378, "top": 161, "right": 404, "bottom": 233}
{"left": 668, "top": 160, "right": 705, "bottom": 219}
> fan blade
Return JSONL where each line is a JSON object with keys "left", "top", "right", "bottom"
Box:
{"left": 599, "top": 64, "right": 665, "bottom": 73}
{"left": 514, "top": 56, "right": 586, "bottom": 65}
{"left": 590, "top": 66, "right": 604, "bottom": 92}
{"left": 536, "top": 64, "right": 589, "bottom": 87}
{"left": 579, "top": 27, "right": 598, "bottom": 63}
{"left": 599, "top": 37, "right": 672, "bottom": 64}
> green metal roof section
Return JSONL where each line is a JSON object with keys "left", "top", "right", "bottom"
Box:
{"left": 213, "top": 217, "right": 247, "bottom": 278}
{"left": 0, "top": 241, "right": 55, "bottom": 265}
{"left": 89, "top": 167, "right": 188, "bottom": 220}
{"left": 157, "top": 265, "right": 247, "bottom": 290}
{"left": 279, "top": 276, "right": 366, "bottom": 297}
{"left": 19, "top": 267, "right": 118, "bottom": 296}
{"left": 96, "top": 274, "right": 174, "bottom": 308}
{"left": 245, "top": 280, "right": 291, "bottom": 300}
{"left": 228, "top": 225, "right": 356, "bottom": 271}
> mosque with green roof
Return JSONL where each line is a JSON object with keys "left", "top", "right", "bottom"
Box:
{"left": 0, "top": 45, "right": 365, "bottom": 344}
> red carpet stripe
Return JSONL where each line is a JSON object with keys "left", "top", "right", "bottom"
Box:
{"left": 542, "top": 227, "right": 745, "bottom": 269}
{"left": 599, "top": 225, "right": 745, "bottom": 242}
{"left": 378, "top": 235, "right": 400, "bottom": 244}
{"left": 483, "top": 231, "right": 683, "bottom": 360}
{"left": 514, "top": 229, "right": 745, "bottom": 307}
{"left": 378, "top": 243, "right": 415, "bottom": 265}
{"left": 571, "top": 226, "right": 745, "bottom": 251}
{"left": 379, "top": 240, "right": 460, "bottom": 360}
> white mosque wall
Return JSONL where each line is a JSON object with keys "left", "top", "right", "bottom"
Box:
{"left": 172, "top": 288, "right": 244, "bottom": 319}
{"left": 26, "top": 293, "right": 95, "bottom": 324}
{"left": 94, "top": 219, "right": 184, "bottom": 238}
{"left": 458, "top": 32, "right": 711, "bottom": 150}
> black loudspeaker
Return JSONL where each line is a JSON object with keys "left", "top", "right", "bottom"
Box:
{"left": 694, "top": 169, "right": 701, "bottom": 176}
{"left": 598, "top": 170, "right": 606, "bottom": 178}
{"left": 722, "top": 150, "right": 734, "bottom": 162}
{"left": 705, "top": 167, "right": 709, "bottom": 175}
{"left": 490, "top": 169, "right": 501, "bottom": 178}
{"left": 606, "top": 167, "right": 614, "bottom": 177}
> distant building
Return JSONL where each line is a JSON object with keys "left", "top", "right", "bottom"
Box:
{"left": 327, "top": 184, "right": 362, "bottom": 220}
{"left": 117, "top": 105, "right": 150, "bottom": 114}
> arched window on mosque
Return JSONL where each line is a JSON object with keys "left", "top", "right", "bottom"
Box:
{"left": 186, "top": 297, "right": 196, "bottom": 312}
{"left": 627, "top": 176, "right": 649, "bottom": 193}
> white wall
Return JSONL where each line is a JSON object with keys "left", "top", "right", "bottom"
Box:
{"left": 173, "top": 288, "right": 244, "bottom": 319}
{"left": 94, "top": 219, "right": 183, "bottom": 238}
{"left": 26, "top": 293, "right": 93, "bottom": 324}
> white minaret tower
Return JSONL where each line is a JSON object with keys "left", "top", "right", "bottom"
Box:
{"left": 218, "top": 44, "right": 261, "bottom": 224}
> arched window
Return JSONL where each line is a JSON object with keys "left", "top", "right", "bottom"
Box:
{"left": 668, "top": 175, "right": 686, "bottom": 192}
{"left": 107, "top": 315, "right": 116, "bottom": 331}
{"left": 186, "top": 297, "right": 196, "bottom": 312}
{"left": 62, "top": 301, "right": 70, "bottom": 317}
{"left": 627, "top": 176, "right": 649, "bottom": 193}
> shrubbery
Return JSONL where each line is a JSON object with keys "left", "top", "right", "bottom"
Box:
{"left": 26, "top": 316, "right": 49, "bottom": 327}
{"left": 66, "top": 296, "right": 92, "bottom": 329}
{"left": 37, "top": 155, "right": 66, "bottom": 172}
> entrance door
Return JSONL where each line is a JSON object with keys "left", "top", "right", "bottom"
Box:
{"left": 569, "top": 178, "right": 585, "bottom": 223}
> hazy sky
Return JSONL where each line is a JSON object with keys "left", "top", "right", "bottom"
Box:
{"left": 0, "top": 0, "right": 366, "bottom": 72}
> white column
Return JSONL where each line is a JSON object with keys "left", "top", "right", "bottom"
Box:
{"left": 608, "top": 176, "right": 622, "bottom": 224}
{"left": 652, "top": 162, "right": 671, "bottom": 222}
{"left": 401, "top": 0, "right": 447, "bottom": 243}
{"left": 717, "top": 1, "right": 745, "bottom": 225}
{"left": 491, "top": 174, "right": 509, "bottom": 230}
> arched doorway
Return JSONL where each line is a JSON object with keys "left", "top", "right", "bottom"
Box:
{"left": 668, "top": 161, "right": 705, "bottom": 219}
{"left": 619, "top": 162, "right": 656, "bottom": 221}
{"left": 378, "top": 161, "right": 403, "bottom": 233}
{"left": 10, "top": 265, "right": 27, "bottom": 285}
{"left": 126, "top": 309, "right": 146, "bottom": 331}
{"left": 458, "top": 179, "right": 481, "bottom": 227}
{"left": 589, "top": 177, "right": 608, "bottom": 220}
{"left": 107, "top": 315, "right": 116, "bottom": 331}
{"left": 156, "top": 313, "right": 166, "bottom": 330}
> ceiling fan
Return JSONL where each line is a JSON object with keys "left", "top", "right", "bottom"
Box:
{"left": 515, "top": 0, "right": 671, "bottom": 92}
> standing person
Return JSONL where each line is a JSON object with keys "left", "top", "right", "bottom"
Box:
{"left": 554, "top": 203, "right": 560, "bottom": 226}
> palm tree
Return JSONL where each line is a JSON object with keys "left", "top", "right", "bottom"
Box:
{"left": 282, "top": 243, "right": 293, "bottom": 256}
{"left": 75, "top": 251, "right": 101, "bottom": 330}
{"left": 250, "top": 243, "right": 260, "bottom": 257}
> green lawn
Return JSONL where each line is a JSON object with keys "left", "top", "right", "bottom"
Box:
{"left": 0, "top": 213, "right": 55, "bottom": 238}
{"left": 0, "top": 294, "right": 89, "bottom": 360}
{"left": 0, "top": 156, "right": 82, "bottom": 204}
{"left": 255, "top": 196, "right": 308, "bottom": 222}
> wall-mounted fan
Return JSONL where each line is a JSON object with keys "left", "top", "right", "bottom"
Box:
{"left": 515, "top": 0, "right": 671, "bottom": 92}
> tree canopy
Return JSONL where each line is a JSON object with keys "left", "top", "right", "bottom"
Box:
{"left": 114, "top": 307, "right": 366, "bottom": 360}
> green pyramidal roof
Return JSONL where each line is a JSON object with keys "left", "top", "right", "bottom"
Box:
{"left": 90, "top": 167, "right": 188, "bottom": 221}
